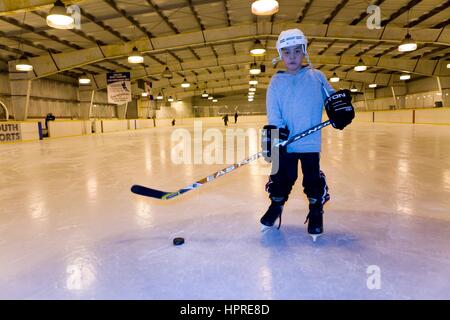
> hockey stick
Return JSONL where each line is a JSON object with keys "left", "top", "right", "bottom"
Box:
{"left": 131, "top": 120, "right": 331, "bottom": 199}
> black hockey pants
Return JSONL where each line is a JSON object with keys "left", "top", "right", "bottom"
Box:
{"left": 265, "top": 152, "right": 329, "bottom": 205}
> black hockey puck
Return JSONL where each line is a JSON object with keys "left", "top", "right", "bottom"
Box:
{"left": 173, "top": 237, "right": 185, "bottom": 246}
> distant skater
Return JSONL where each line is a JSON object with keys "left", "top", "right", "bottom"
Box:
{"left": 222, "top": 114, "right": 229, "bottom": 126}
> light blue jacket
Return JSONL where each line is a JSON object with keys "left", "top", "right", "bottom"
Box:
{"left": 266, "top": 66, "right": 335, "bottom": 153}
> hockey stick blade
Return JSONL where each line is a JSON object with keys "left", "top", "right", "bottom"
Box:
{"left": 131, "top": 185, "right": 174, "bottom": 199}
{"left": 131, "top": 121, "right": 330, "bottom": 200}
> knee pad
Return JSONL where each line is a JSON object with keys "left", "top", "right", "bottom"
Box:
{"left": 265, "top": 177, "right": 288, "bottom": 204}
{"left": 308, "top": 170, "right": 330, "bottom": 205}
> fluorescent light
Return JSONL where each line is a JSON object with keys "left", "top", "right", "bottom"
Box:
{"left": 212, "top": 99, "right": 218, "bottom": 103}
{"left": 46, "top": 0, "right": 74, "bottom": 29}
{"left": 157, "top": 93, "right": 163, "bottom": 100}
{"left": 248, "top": 92, "right": 255, "bottom": 96}
{"left": 249, "top": 79, "right": 258, "bottom": 85}
{"left": 251, "top": 0, "right": 279, "bottom": 16}
{"left": 141, "top": 92, "right": 148, "bottom": 97}
{"left": 447, "top": 63, "right": 450, "bottom": 69}
{"left": 128, "top": 47, "right": 144, "bottom": 64}
{"left": 350, "top": 86, "right": 357, "bottom": 92}
{"left": 400, "top": 74, "right": 411, "bottom": 80}
{"left": 249, "top": 87, "right": 256, "bottom": 92}
{"left": 168, "top": 96, "right": 174, "bottom": 102}
{"left": 369, "top": 83, "right": 377, "bottom": 88}
{"left": 201, "top": 91, "right": 208, "bottom": 98}
{"left": 208, "top": 96, "right": 213, "bottom": 100}
{"left": 398, "top": 33, "right": 417, "bottom": 52}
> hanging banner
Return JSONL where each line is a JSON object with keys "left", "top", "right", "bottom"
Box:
{"left": 107, "top": 72, "right": 132, "bottom": 104}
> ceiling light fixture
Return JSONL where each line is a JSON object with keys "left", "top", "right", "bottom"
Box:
{"left": 46, "top": 0, "right": 74, "bottom": 29}
{"left": 250, "top": 39, "right": 266, "bottom": 56}
{"left": 181, "top": 78, "right": 190, "bottom": 88}
{"left": 249, "top": 78, "right": 258, "bottom": 85}
{"left": 354, "top": 58, "right": 367, "bottom": 72}
{"left": 400, "top": 74, "right": 411, "bottom": 80}
{"left": 128, "top": 47, "right": 144, "bottom": 64}
{"left": 79, "top": 75, "right": 91, "bottom": 85}
{"left": 251, "top": 0, "right": 279, "bottom": 16}
{"left": 330, "top": 73, "right": 340, "bottom": 83}
{"left": 162, "top": 66, "right": 173, "bottom": 79}
{"left": 249, "top": 63, "right": 261, "bottom": 75}
{"left": 398, "top": 33, "right": 417, "bottom": 52}
{"left": 15, "top": 55, "right": 33, "bottom": 72}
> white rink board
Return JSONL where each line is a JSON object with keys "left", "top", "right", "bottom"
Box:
{"left": 101, "top": 120, "right": 128, "bottom": 133}
{"left": 415, "top": 108, "right": 450, "bottom": 125}
{"left": 135, "top": 119, "right": 154, "bottom": 129}
{"left": 48, "top": 121, "right": 84, "bottom": 138}
{"left": 20, "top": 122, "right": 40, "bottom": 141}
{"left": 354, "top": 111, "right": 373, "bottom": 122}
{"left": 374, "top": 110, "right": 413, "bottom": 123}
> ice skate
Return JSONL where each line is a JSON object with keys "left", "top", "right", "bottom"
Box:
{"left": 260, "top": 200, "right": 284, "bottom": 232}
{"left": 304, "top": 203, "right": 323, "bottom": 242}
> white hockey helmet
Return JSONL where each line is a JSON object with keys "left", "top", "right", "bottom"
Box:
{"left": 276, "top": 28, "right": 308, "bottom": 59}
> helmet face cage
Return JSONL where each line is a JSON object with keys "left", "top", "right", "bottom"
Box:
{"left": 278, "top": 44, "right": 307, "bottom": 59}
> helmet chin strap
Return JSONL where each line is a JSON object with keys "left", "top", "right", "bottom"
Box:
{"left": 305, "top": 51, "right": 312, "bottom": 67}
{"left": 272, "top": 57, "right": 281, "bottom": 68}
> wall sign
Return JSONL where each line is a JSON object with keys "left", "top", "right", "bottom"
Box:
{"left": 0, "top": 123, "right": 21, "bottom": 142}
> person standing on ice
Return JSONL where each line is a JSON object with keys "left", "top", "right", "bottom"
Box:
{"left": 260, "top": 28, "right": 354, "bottom": 241}
{"left": 222, "top": 114, "right": 229, "bottom": 126}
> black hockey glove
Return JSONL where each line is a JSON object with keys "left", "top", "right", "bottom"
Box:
{"left": 325, "top": 89, "right": 355, "bottom": 130}
{"left": 261, "top": 125, "right": 289, "bottom": 162}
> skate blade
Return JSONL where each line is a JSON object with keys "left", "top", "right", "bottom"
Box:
{"left": 309, "top": 233, "right": 322, "bottom": 242}
{"left": 260, "top": 217, "right": 280, "bottom": 232}
{"left": 260, "top": 224, "right": 273, "bottom": 232}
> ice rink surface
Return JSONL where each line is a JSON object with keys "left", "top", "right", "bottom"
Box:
{"left": 1, "top": 121, "right": 450, "bottom": 299}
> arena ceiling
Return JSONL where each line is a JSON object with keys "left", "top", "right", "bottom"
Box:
{"left": 0, "top": 0, "right": 449, "bottom": 98}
